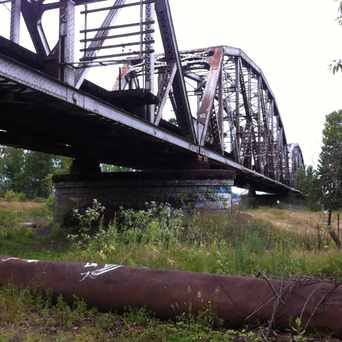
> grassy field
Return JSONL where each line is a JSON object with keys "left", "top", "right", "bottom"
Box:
{"left": 0, "top": 200, "right": 341, "bottom": 341}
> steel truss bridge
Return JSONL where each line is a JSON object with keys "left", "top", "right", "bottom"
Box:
{"left": 0, "top": 0, "right": 304, "bottom": 193}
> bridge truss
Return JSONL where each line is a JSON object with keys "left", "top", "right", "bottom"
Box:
{"left": 0, "top": 0, "right": 304, "bottom": 193}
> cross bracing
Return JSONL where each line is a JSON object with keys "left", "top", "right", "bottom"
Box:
{"left": 0, "top": 0, "right": 304, "bottom": 193}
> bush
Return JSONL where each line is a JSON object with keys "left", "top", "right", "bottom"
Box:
{"left": 0, "top": 210, "right": 19, "bottom": 229}
{"left": 68, "top": 199, "right": 106, "bottom": 246}
{"left": 118, "top": 202, "right": 184, "bottom": 247}
{"left": 46, "top": 195, "right": 55, "bottom": 211}
{"left": 3, "top": 190, "right": 26, "bottom": 202}
{"left": 68, "top": 201, "right": 185, "bottom": 254}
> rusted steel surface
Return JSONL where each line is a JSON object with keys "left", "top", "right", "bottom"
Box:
{"left": 197, "top": 47, "right": 224, "bottom": 147}
{"left": 1, "top": 0, "right": 306, "bottom": 193}
{"left": 197, "top": 48, "right": 224, "bottom": 119}
{"left": 0, "top": 257, "right": 342, "bottom": 335}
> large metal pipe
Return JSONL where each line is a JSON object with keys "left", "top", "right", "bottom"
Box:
{"left": 0, "top": 256, "right": 342, "bottom": 336}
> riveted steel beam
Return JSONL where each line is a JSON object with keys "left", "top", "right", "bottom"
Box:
{"left": 197, "top": 47, "right": 223, "bottom": 147}
{"left": 155, "top": 0, "right": 196, "bottom": 142}
{"left": 154, "top": 62, "right": 177, "bottom": 126}
{"left": 21, "top": 0, "right": 50, "bottom": 56}
{"left": 75, "top": 0, "right": 127, "bottom": 88}
{"left": 10, "top": 0, "right": 21, "bottom": 44}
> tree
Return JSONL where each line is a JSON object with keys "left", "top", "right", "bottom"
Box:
{"left": 330, "top": 1, "right": 342, "bottom": 74}
{"left": 317, "top": 111, "right": 342, "bottom": 249}
{"left": 0, "top": 147, "right": 25, "bottom": 194}
{"left": 22, "top": 151, "right": 55, "bottom": 198}
{"left": 318, "top": 110, "right": 342, "bottom": 212}
{"left": 332, "top": 2, "right": 342, "bottom": 73}
{"left": 296, "top": 165, "right": 321, "bottom": 210}
{"left": 0, "top": 147, "right": 72, "bottom": 199}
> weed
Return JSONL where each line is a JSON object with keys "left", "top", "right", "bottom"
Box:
{"left": 291, "top": 317, "right": 307, "bottom": 341}
{"left": 3, "top": 190, "right": 26, "bottom": 202}
{"left": 1, "top": 201, "right": 342, "bottom": 340}
{"left": 0, "top": 210, "right": 19, "bottom": 229}
{"left": 68, "top": 199, "right": 106, "bottom": 247}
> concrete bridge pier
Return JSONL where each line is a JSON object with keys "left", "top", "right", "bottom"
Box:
{"left": 53, "top": 169, "right": 235, "bottom": 225}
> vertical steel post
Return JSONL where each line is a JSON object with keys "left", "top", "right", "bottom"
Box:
{"left": 235, "top": 57, "right": 240, "bottom": 161}
{"left": 59, "top": 0, "right": 75, "bottom": 86}
{"left": 10, "top": 0, "right": 21, "bottom": 44}
{"left": 75, "top": 0, "right": 127, "bottom": 88}
{"left": 257, "top": 76, "right": 263, "bottom": 172}
{"left": 218, "top": 62, "right": 224, "bottom": 152}
{"left": 247, "top": 68, "right": 252, "bottom": 109}
{"left": 270, "top": 99, "right": 275, "bottom": 178}
{"left": 145, "top": 1, "right": 155, "bottom": 122}
{"left": 247, "top": 67, "right": 254, "bottom": 168}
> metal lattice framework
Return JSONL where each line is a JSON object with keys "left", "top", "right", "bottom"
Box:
{"left": 116, "top": 45, "right": 303, "bottom": 187}
{"left": 0, "top": 0, "right": 304, "bottom": 191}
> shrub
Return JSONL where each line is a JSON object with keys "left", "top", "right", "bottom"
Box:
{"left": 68, "top": 199, "right": 106, "bottom": 246}
{"left": 118, "top": 202, "right": 184, "bottom": 248}
{"left": 0, "top": 210, "right": 19, "bottom": 229}
{"left": 46, "top": 194, "right": 55, "bottom": 211}
{"left": 69, "top": 201, "right": 185, "bottom": 253}
{"left": 3, "top": 190, "right": 26, "bottom": 202}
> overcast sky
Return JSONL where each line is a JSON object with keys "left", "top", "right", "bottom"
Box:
{"left": 1, "top": 0, "right": 342, "bottom": 166}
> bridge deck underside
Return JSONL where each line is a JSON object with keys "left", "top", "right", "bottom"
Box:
{"left": 0, "top": 42, "right": 298, "bottom": 194}
{"left": 0, "top": 95, "right": 199, "bottom": 170}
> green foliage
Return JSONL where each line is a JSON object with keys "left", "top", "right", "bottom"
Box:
{"left": 332, "top": 2, "right": 342, "bottom": 73}
{"left": 117, "top": 202, "right": 184, "bottom": 247}
{"left": 46, "top": 195, "right": 55, "bottom": 211}
{"left": 3, "top": 190, "right": 26, "bottom": 202}
{"left": 0, "top": 147, "right": 73, "bottom": 199}
{"left": 0, "top": 287, "right": 265, "bottom": 341}
{"left": 290, "top": 317, "right": 306, "bottom": 342}
{"left": 100, "top": 164, "right": 129, "bottom": 173}
{"left": 318, "top": 110, "right": 342, "bottom": 211}
{"left": 68, "top": 201, "right": 185, "bottom": 258}
{"left": 53, "top": 156, "right": 73, "bottom": 175}
{"left": 61, "top": 202, "right": 339, "bottom": 278}
{"left": 22, "top": 150, "right": 55, "bottom": 198}
{"left": 296, "top": 166, "right": 321, "bottom": 210}
{"left": 0, "top": 210, "right": 19, "bottom": 229}
{"left": 0, "top": 202, "right": 341, "bottom": 340}
{"left": 68, "top": 199, "right": 106, "bottom": 246}
{"left": 0, "top": 146, "right": 25, "bottom": 194}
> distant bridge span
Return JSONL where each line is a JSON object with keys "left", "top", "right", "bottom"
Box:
{"left": 0, "top": 0, "right": 304, "bottom": 194}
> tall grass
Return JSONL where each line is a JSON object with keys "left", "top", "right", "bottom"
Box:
{"left": 1, "top": 200, "right": 341, "bottom": 340}
{"left": 0, "top": 200, "right": 341, "bottom": 279}
{"left": 58, "top": 203, "right": 342, "bottom": 279}
{"left": 0, "top": 286, "right": 264, "bottom": 342}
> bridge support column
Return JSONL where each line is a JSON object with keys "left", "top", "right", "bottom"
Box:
{"left": 59, "top": 0, "right": 75, "bottom": 86}
{"left": 10, "top": 0, "right": 21, "bottom": 44}
{"left": 53, "top": 170, "right": 235, "bottom": 225}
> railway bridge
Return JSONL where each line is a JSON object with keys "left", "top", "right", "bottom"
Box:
{"left": 0, "top": 0, "right": 304, "bottom": 220}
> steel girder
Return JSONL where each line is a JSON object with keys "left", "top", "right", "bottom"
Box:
{"left": 5, "top": 0, "right": 197, "bottom": 141}
{"left": 1, "top": 0, "right": 304, "bottom": 190}
{"left": 0, "top": 50, "right": 302, "bottom": 193}
{"left": 149, "top": 46, "right": 304, "bottom": 187}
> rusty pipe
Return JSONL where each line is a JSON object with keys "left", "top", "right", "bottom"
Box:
{"left": 0, "top": 256, "right": 342, "bottom": 335}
